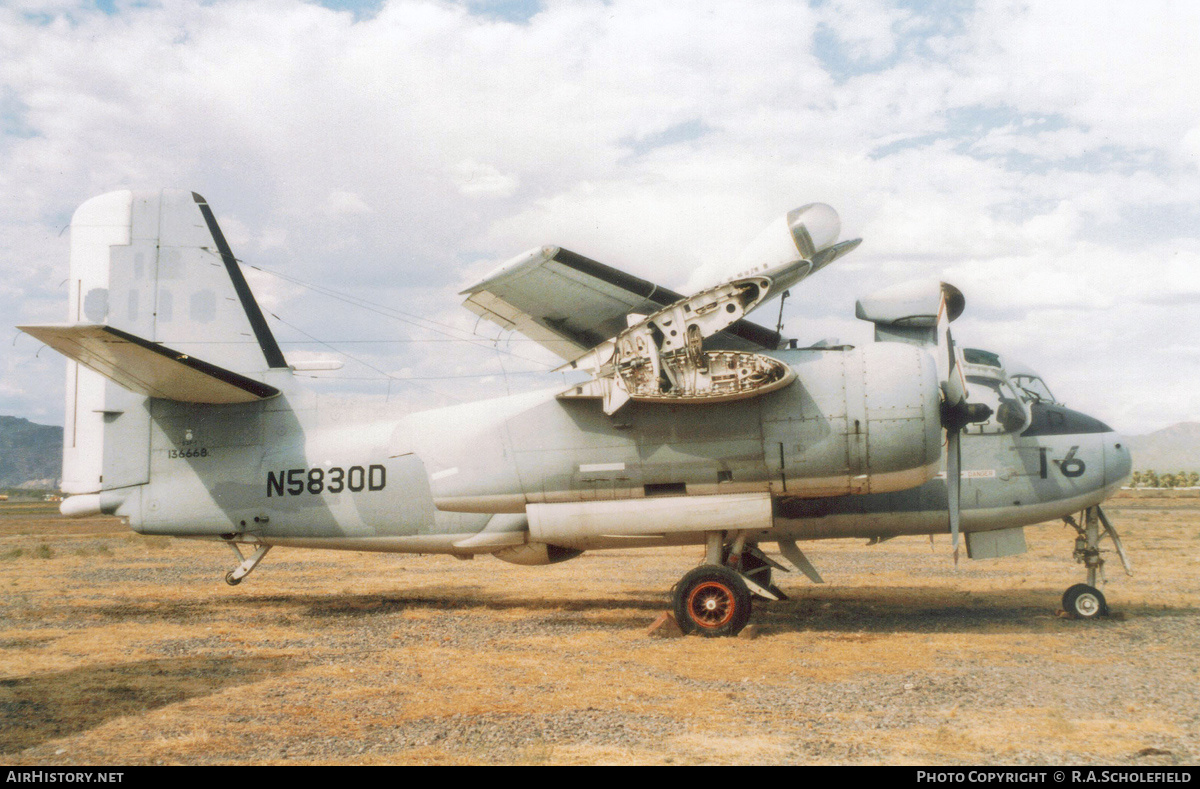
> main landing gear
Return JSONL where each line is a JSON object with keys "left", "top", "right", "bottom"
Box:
{"left": 671, "top": 531, "right": 821, "bottom": 636}
{"left": 1060, "top": 505, "right": 1131, "bottom": 619}
{"left": 674, "top": 565, "right": 753, "bottom": 637}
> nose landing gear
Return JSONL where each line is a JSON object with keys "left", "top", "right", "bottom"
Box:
{"left": 1061, "top": 505, "right": 1132, "bottom": 619}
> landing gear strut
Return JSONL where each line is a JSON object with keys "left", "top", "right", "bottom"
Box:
{"left": 1061, "top": 505, "right": 1131, "bottom": 619}
{"left": 224, "top": 541, "right": 271, "bottom": 586}
{"left": 720, "top": 544, "right": 790, "bottom": 601}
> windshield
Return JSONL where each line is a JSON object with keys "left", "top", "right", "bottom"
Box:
{"left": 1010, "top": 374, "right": 1058, "bottom": 405}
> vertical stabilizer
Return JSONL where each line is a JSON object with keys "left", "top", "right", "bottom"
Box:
{"left": 59, "top": 189, "right": 287, "bottom": 495}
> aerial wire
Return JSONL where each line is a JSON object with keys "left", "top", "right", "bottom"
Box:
{"left": 225, "top": 252, "right": 553, "bottom": 368}
{"left": 266, "top": 310, "right": 464, "bottom": 402}
{"left": 204, "top": 250, "right": 581, "bottom": 397}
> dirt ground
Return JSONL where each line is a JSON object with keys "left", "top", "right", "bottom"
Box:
{"left": 1, "top": 491, "right": 1197, "bottom": 766}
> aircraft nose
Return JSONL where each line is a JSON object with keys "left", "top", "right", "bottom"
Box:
{"left": 1105, "top": 433, "right": 1133, "bottom": 488}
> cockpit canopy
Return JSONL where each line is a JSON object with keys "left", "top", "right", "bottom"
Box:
{"left": 1005, "top": 363, "right": 1061, "bottom": 407}
{"left": 964, "top": 349, "right": 1061, "bottom": 405}
{"left": 959, "top": 347, "right": 1046, "bottom": 435}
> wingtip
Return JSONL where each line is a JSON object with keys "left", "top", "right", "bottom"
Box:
{"left": 461, "top": 245, "right": 558, "bottom": 295}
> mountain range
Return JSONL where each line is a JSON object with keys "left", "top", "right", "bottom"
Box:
{"left": 0, "top": 416, "right": 1196, "bottom": 490}
{"left": 0, "top": 415, "right": 62, "bottom": 489}
{"left": 1124, "top": 421, "right": 1200, "bottom": 474}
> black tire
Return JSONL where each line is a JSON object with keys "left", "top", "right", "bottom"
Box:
{"left": 673, "top": 565, "right": 753, "bottom": 637}
{"left": 1062, "top": 583, "right": 1107, "bottom": 619}
{"left": 225, "top": 571, "right": 242, "bottom": 586}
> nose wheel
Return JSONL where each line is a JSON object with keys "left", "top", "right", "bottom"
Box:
{"left": 1062, "top": 583, "right": 1107, "bottom": 619}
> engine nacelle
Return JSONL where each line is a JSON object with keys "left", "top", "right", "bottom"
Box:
{"left": 855, "top": 279, "right": 964, "bottom": 346}
{"left": 491, "top": 542, "right": 583, "bottom": 566}
{"left": 733, "top": 203, "right": 842, "bottom": 276}
{"left": 762, "top": 341, "right": 944, "bottom": 498}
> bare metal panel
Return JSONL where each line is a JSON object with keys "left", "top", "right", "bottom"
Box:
{"left": 965, "top": 526, "right": 1027, "bottom": 559}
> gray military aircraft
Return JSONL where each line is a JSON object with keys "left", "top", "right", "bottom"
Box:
{"left": 18, "top": 190, "right": 1133, "bottom": 636}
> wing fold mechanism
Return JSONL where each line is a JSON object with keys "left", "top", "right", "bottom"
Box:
{"left": 19, "top": 324, "right": 280, "bottom": 404}
{"left": 464, "top": 206, "right": 862, "bottom": 414}
{"left": 555, "top": 275, "right": 796, "bottom": 414}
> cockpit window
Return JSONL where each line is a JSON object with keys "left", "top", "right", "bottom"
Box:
{"left": 965, "top": 375, "right": 1030, "bottom": 434}
{"left": 1011, "top": 374, "right": 1058, "bottom": 405}
{"left": 963, "top": 348, "right": 1002, "bottom": 368}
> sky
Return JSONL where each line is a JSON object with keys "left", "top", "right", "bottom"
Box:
{"left": 2, "top": 0, "right": 1198, "bottom": 436}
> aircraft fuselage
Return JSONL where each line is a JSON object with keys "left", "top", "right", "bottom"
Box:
{"left": 119, "top": 344, "right": 1130, "bottom": 557}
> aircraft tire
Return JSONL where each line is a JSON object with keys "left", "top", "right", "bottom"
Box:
{"left": 1062, "top": 583, "right": 1107, "bottom": 619}
{"left": 225, "top": 571, "right": 242, "bottom": 586}
{"left": 673, "top": 565, "right": 753, "bottom": 637}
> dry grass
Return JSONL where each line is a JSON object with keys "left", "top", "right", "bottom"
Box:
{"left": 0, "top": 492, "right": 1197, "bottom": 765}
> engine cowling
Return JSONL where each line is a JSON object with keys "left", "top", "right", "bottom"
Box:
{"left": 757, "top": 341, "right": 944, "bottom": 497}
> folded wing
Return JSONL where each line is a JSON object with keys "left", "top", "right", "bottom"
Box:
{"left": 460, "top": 246, "right": 781, "bottom": 362}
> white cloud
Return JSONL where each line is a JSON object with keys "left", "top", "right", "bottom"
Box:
{"left": 322, "top": 189, "right": 374, "bottom": 216}
{"left": 0, "top": 0, "right": 1196, "bottom": 435}
{"left": 817, "top": 0, "right": 911, "bottom": 64}
{"left": 451, "top": 159, "right": 518, "bottom": 197}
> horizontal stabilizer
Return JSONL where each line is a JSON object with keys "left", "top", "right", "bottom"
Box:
{"left": 19, "top": 324, "right": 279, "bottom": 404}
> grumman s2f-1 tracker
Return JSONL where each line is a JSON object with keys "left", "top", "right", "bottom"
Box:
{"left": 19, "top": 190, "right": 1133, "bottom": 636}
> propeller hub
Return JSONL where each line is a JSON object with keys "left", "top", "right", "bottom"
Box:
{"left": 942, "top": 400, "right": 993, "bottom": 431}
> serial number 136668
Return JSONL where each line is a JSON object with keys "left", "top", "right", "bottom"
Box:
{"left": 267, "top": 465, "right": 387, "bottom": 497}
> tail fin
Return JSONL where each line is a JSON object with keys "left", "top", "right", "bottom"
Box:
{"left": 63, "top": 189, "right": 287, "bottom": 372}
{"left": 21, "top": 189, "right": 287, "bottom": 495}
